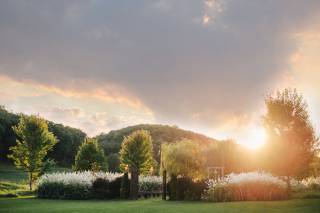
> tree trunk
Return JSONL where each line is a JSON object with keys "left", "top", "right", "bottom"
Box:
{"left": 162, "top": 170, "right": 167, "bottom": 200}
{"left": 130, "top": 168, "right": 139, "bottom": 200}
{"left": 29, "top": 172, "right": 33, "bottom": 191}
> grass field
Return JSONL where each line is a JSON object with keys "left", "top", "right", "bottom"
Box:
{"left": 0, "top": 162, "right": 30, "bottom": 197}
{"left": 0, "top": 197, "right": 320, "bottom": 213}
{"left": 0, "top": 162, "right": 70, "bottom": 197}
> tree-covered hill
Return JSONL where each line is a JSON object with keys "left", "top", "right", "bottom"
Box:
{"left": 0, "top": 106, "right": 86, "bottom": 167}
{"left": 1, "top": 106, "right": 226, "bottom": 171}
{"left": 96, "top": 124, "right": 220, "bottom": 170}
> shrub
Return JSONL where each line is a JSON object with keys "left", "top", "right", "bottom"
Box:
{"left": 37, "top": 171, "right": 122, "bottom": 199}
{"left": 92, "top": 177, "right": 122, "bottom": 199}
{"left": 203, "top": 172, "right": 288, "bottom": 202}
{"left": 37, "top": 171, "right": 161, "bottom": 200}
{"left": 168, "top": 176, "right": 207, "bottom": 201}
{"left": 91, "top": 178, "right": 109, "bottom": 199}
{"left": 37, "top": 182, "right": 90, "bottom": 199}
{"left": 37, "top": 182, "right": 64, "bottom": 199}
{"left": 62, "top": 183, "right": 91, "bottom": 199}
{"left": 120, "top": 173, "right": 130, "bottom": 199}
{"left": 109, "top": 177, "right": 122, "bottom": 198}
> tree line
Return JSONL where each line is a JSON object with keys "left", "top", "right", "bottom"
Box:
{"left": 0, "top": 106, "right": 86, "bottom": 167}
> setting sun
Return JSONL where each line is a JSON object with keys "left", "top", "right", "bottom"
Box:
{"left": 242, "top": 127, "right": 267, "bottom": 150}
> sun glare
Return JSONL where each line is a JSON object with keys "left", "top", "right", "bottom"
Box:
{"left": 244, "top": 127, "right": 267, "bottom": 150}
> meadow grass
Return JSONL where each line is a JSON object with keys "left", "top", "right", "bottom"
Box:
{"left": 0, "top": 162, "right": 70, "bottom": 197}
{"left": 0, "top": 197, "right": 320, "bottom": 213}
{"left": 0, "top": 162, "right": 30, "bottom": 197}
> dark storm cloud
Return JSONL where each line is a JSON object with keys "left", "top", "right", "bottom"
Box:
{"left": 0, "top": 0, "right": 319, "bottom": 127}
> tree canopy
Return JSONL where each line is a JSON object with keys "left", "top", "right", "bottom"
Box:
{"left": 263, "top": 89, "right": 318, "bottom": 182}
{"left": 162, "top": 139, "right": 205, "bottom": 180}
{"left": 74, "top": 138, "right": 108, "bottom": 171}
{"left": 8, "top": 115, "right": 57, "bottom": 190}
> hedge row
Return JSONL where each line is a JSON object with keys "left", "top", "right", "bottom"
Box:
{"left": 167, "top": 176, "right": 207, "bottom": 201}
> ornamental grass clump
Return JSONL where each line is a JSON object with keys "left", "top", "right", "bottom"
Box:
{"left": 301, "top": 177, "right": 320, "bottom": 190}
{"left": 204, "top": 172, "right": 288, "bottom": 202}
{"left": 139, "top": 175, "right": 162, "bottom": 192}
{"left": 37, "top": 171, "right": 162, "bottom": 200}
{"left": 37, "top": 171, "right": 122, "bottom": 199}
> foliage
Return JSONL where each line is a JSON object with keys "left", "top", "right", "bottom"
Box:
{"left": 92, "top": 177, "right": 122, "bottom": 199}
{"left": 37, "top": 171, "right": 160, "bottom": 200}
{"left": 167, "top": 176, "right": 207, "bottom": 201}
{"left": 0, "top": 106, "right": 86, "bottom": 167}
{"left": 301, "top": 176, "right": 320, "bottom": 190}
{"left": 162, "top": 139, "right": 205, "bottom": 180}
{"left": 74, "top": 138, "right": 108, "bottom": 171}
{"left": 37, "top": 182, "right": 91, "bottom": 199}
{"left": 8, "top": 115, "right": 57, "bottom": 190}
{"left": 37, "top": 171, "right": 122, "bottom": 199}
{"left": 309, "top": 156, "right": 320, "bottom": 177}
{"left": 120, "top": 130, "right": 154, "bottom": 199}
{"left": 263, "top": 89, "right": 319, "bottom": 184}
{"left": 97, "top": 124, "right": 218, "bottom": 171}
{"left": 40, "top": 158, "right": 57, "bottom": 175}
{"left": 107, "top": 153, "right": 120, "bottom": 172}
{"left": 47, "top": 122, "right": 86, "bottom": 167}
{"left": 0, "top": 106, "right": 19, "bottom": 161}
{"left": 203, "top": 172, "right": 288, "bottom": 202}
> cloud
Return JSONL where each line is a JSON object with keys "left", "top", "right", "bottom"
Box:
{"left": 202, "top": 14, "right": 211, "bottom": 25}
{"left": 202, "top": 0, "right": 224, "bottom": 25}
{"left": 0, "top": 0, "right": 320, "bottom": 141}
{"left": 0, "top": 75, "right": 155, "bottom": 136}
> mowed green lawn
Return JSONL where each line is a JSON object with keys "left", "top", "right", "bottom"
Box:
{"left": 0, "top": 197, "right": 320, "bottom": 213}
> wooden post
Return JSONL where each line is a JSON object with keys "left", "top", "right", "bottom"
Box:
{"left": 160, "top": 142, "right": 167, "bottom": 200}
{"left": 162, "top": 169, "right": 167, "bottom": 200}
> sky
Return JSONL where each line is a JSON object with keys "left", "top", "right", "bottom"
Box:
{"left": 0, "top": 0, "right": 320, "bottom": 148}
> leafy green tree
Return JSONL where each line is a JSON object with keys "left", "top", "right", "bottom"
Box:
{"left": 162, "top": 139, "right": 205, "bottom": 180}
{"left": 74, "top": 138, "right": 108, "bottom": 171}
{"left": 263, "top": 89, "right": 318, "bottom": 191}
{"left": 8, "top": 115, "right": 57, "bottom": 190}
{"left": 120, "top": 130, "right": 154, "bottom": 199}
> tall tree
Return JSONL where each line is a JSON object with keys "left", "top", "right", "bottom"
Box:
{"left": 120, "top": 130, "right": 154, "bottom": 199}
{"left": 162, "top": 139, "right": 205, "bottom": 180}
{"left": 263, "top": 89, "right": 318, "bottom": 192}
{"left": 74, "top": 138, "right": 108, "bottom": 171}
{"left": 8, "top": 115, "right": 57, "bottom": 190}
